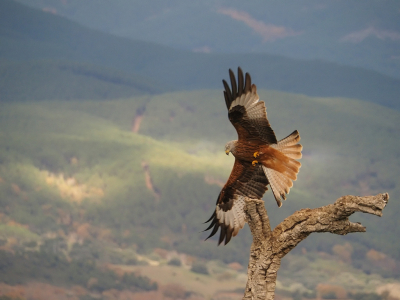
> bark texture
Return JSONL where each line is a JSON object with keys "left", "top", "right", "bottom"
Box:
{"left": 242, "top": 193, "right": 389, "bottom": 300}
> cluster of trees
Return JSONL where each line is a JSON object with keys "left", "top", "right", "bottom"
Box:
{"left": 190, "top": 262, "right": 209, "bottom": 275}
{"left": 0, "top": 249, "right": 157, "bottom": 292}
{"left": 286, "top": 290, "right": 385, "bottom": 300}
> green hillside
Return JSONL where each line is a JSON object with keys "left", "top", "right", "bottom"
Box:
{"left": 0, "top": 98, "right": 239, "bottom": 260}
{"left": 1, "top": 0, "right": 400, "bottom": 109}
{"left": 0, "top": 89, "right": 399, "bottom": 272}
{"left": 0, "top": 60, "right": 166, "bottom": 102}
{"left": 81, "top": 89, "right": 400, "bottom": 255}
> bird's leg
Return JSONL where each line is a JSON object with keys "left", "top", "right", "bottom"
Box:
{"left": 253, "top": 151, "right": 260, "bottom": 158}
{"left": 252, "top": 160, "right": 258, "bottom": 166}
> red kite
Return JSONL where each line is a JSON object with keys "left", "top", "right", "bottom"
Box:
{"left": 204, "top": 67, "right": 302, "bottom": 245}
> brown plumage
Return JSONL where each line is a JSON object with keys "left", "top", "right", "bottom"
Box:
{"left": 204, "top": 67, "right": 303, "bottom": 245}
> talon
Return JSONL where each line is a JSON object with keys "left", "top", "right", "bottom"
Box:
{"left": 252, "top": 160, "right": 258, "bottom": 166}
{"left": 253, "top": 151, "right": 259, "bottom": 158}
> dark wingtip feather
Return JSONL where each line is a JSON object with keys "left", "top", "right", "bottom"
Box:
{"left": 203, "top": 216, "right": 217, "bottom": 232}
{"left": 229, "top": 69, "right": 237, "bottom": 100}
{"left": 204, "top": 211, "right": 216, "bottom": 224}
{"left": 222, "top": 80, "right": 232, "bottom": 109}
{"left": 218, "top": 225, "right": 227, "bottom": 246}
{"left": 244, "top": 72, "right": 251, "bottom": 93}
{"left": 237, "top": 67, "right": 244, "bottom": 97}
{"left": 224, "top": 227, "right": 233, "bottom": 245}
{"left": 222, "top": 79, "right": 231, "bottom": 95}
{"left": 205, "top": 222, "right": 220, "bottom": 241}
{"left": 223, "top": 91, "right": 230, "bottom": 110}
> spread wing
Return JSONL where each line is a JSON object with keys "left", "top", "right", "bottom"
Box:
{"left": 223, "top": 67, "right": 277, "bottom": 144}
{"left": 204, "top": 159, "right": 269, "bottom": 245}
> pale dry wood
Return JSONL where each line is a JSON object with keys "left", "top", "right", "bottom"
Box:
{"left": 242, "top": 193, "right": 389, "bottom": 300}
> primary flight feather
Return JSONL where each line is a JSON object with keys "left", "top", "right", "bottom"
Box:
{"left": 204, "top": 67, "right": 303, "bottom": 245}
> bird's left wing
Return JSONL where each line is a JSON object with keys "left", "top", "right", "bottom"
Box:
{"left": 204, "top": 159, "right": 269, "bottom": 245}
{"left": 223, "top": 67, "right": 277, "bottom": 145}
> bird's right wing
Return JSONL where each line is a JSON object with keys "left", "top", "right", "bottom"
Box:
{"left": 204, "top": 159, "right": 269, "bottom": 245}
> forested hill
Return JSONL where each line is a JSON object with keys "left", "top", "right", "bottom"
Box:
{"left": 1, "top": 0, "right": 400, "bottom": 109}
{"left": 1, "top": 90, "right": 399, "bottom": 265}
{"left": 0, "top": 60, "right": 167, "bottom": 102}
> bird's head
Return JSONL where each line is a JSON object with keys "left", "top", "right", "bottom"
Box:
{"left": 225, "top": 140, "right": 236, "bottom": 155}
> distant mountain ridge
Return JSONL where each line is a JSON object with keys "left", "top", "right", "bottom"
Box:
{"left": 1, "top": 0, "right": 399, "bottom": 109}
{"left": 15, "top": 0, "right": 400, "bottom": 79}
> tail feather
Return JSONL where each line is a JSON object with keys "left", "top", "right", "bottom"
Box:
{"left": 275, "top": 171, "right": 292, "bottom": 193}
{"left": 264, "top": 130, "right": 302, "bottom": 206}
{"left": 276, "top": 130, "right": 301, "bottom": 148}
{"left": 262, "top": 167, "right": 291, "bottom": 207}
{"left": 279, "top": 144, "right": 303, "bottom": 159}
{"left": 273, "top": 130, "right": 303, "bottom": 159}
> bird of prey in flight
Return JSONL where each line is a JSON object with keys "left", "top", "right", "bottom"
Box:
{"left": 204, "top": 67, "right": 302, "bottom": 245}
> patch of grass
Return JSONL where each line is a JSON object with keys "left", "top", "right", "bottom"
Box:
{"left": 0, "top": 224, "right": 39, "bottom": 242}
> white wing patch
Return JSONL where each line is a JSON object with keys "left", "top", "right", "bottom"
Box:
{"left": 216, "top": 195, "right": 246, "bottom": 237}
{"left": 229, "top": 86, "right": 259, "bottom": 112}
{"left": 246, "top": 101, "right": 267, "bottom": 120}
{"left": 228, "top": 87, "right": 274, "bottom": 134}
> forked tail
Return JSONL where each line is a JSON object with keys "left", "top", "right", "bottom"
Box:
{"left": 262, "top": 130, "right": 302, "bottom": 207}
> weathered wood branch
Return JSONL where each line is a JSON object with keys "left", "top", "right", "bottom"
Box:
{"left": 242, "top": 193, "right": 389, "bottom": 300}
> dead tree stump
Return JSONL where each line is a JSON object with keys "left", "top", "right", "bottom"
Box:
{"left": 242, "top": 193, "right": 389, "bottom": 300}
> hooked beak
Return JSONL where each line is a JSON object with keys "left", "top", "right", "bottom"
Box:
{"left": 225, "top": 150, "right": 230, "bottom": 155}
